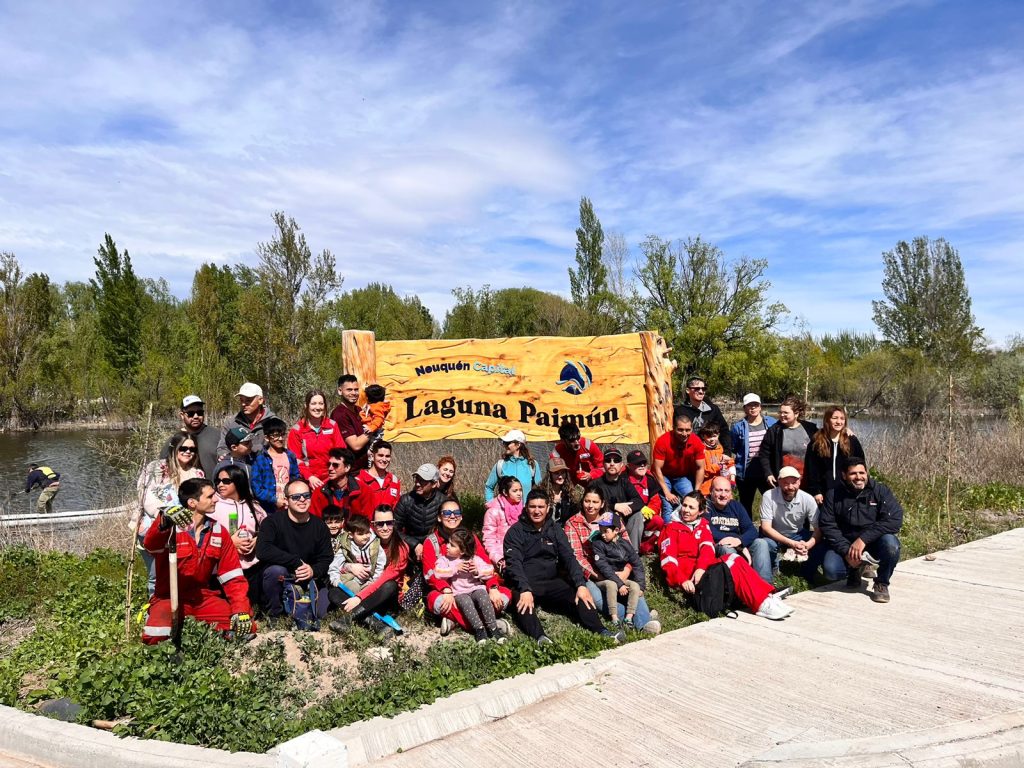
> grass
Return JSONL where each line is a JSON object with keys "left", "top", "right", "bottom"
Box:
{"left": 1, "top": 417, "right": 1022, "bottom": 751}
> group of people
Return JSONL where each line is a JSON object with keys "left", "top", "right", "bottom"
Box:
{"left": 134, "top": 373, "right": 904, "bottom": 647}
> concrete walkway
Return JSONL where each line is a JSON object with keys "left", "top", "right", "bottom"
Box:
{"left": 355, "top": 527, "right": 1024, "bottom": 768}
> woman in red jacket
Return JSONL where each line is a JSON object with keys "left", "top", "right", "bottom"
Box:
{"left": 659, "top": 492, "right": 790, "bottom": 620}
{"left": 422, "top": 498, "right": 511, "bottom": 636}
{"left": 288, "top": 390, "right": 345, "bottom": 490}
{"left": 328, "top": 503, "right": 409, "bottom": 636}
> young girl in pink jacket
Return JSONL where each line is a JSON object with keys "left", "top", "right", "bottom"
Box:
{"left": 433, "top": 529, "right": 506, "bottom": 643}
{"left": 482, "top": 476, "right": 523, "bottom": 571}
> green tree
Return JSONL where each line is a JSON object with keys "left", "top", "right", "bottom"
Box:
{"left": 634, "top": 235, "right": 787, "bottom": 393}
{"left": 334, "top": 283, "right": 435, "bottom": 340}
{"left": 871, "top": 237, "right": 984, "bottom": 370}
{"left": 442, "top": 286, "right": 581, "bottom": 339}
{"left": 568, "top": 197, "right": 624, "bottom": 334}
{"left": 90, "top": 234, "right": 144, "bottom": 377}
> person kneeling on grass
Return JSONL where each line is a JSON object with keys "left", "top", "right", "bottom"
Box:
{"left": 818, "top": 457, "right": 903, "bottom": 604}
{"left": 141, "top": 478, "right": 254, "bottom": 644}
{"left": 659, "top": 491, "right": 791, "bottom": 621}
{"left": 503, "top": 489, "right": 625, "bottom": 646}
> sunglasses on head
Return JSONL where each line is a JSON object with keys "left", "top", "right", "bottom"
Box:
{"left": 287, "top": 491, "right": 312, "bottom": 501}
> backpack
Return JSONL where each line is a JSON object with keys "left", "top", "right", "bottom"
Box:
{"left": 694, "top": 561, "right": 736, "bottom": 619}
{"left": 283, "top": 579, "right": 322, "bottom": 631}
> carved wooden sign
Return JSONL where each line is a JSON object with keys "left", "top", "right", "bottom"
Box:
{"left": 342, "top": 330, "right": 676, "bottom": 448}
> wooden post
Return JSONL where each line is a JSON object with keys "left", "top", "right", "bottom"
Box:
{"left": 641, "top": 331, "right": 678, "bottom": 453}
{"left": 342, "top": 330, "right": 378, "bottom": 388}
{"left": 945, "top": 371, "right": 954, "bottom": 533}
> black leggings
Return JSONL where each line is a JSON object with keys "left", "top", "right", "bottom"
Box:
{"left": 328, "top": 580, "right": 399, "bottom": 619}
{"left": 511, "top": 577, "right": 605, "bottom": 640}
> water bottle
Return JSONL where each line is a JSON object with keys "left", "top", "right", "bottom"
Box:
{"left": 228, "top": 510, "right": 238, "bottom": 535}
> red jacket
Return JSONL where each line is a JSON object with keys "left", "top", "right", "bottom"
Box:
{"left": 551, "top": 438, "right": 605, "bottom": 486}
{"left": 142, "top": 514, "right": 250, "bottom": 614}
{"left": 658, "top": 519, "right": 718, "bottom": 589}
{"left": 350, "top": 468, "right": 402, "bottom": 519}
{"left": 628, "top": 472, "right": 662, "bottom": 513}
{"left": 310, "top": 476, "right": 363, "bottom": 519}
{"left": 287, "top": 418, "right": 345, "bottom": 484}
{"left": 356, "top": 538, "right": 410, "bottom": 601}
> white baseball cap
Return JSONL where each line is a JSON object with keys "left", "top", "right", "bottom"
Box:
{"left": 501, "top": 429, "right": 526, "bottom": 443}
{"left": 237, "top": 382, "right": 264, "bottom": 398}
{"left": 742, "top": 393, "right": 762, "bottom": 406}
{"left": 181, "top": 395, "right": 203, "bottom": 409}
{"left": 778, "top": 466, "right": 801, "bottom": 480}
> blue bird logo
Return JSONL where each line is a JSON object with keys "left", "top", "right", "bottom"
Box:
{"left": 557, "top": 361, "right": 593, "bottom": 395}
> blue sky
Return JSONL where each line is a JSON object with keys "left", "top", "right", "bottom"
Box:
{"left": 2, "top": 0, "right": 1022, "bottom": 344}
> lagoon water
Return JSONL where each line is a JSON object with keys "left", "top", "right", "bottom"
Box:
{"left": 0, "top": 430, "right": 134, "bottom": 514}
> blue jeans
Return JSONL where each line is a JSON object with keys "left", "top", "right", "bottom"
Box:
{"left": 138, "top": 535, "right": 156, "bottom": 597}
{"left": 660, "top": 476, "right": 693, "bottom": 524}
{"left": 823, "top": 534, "right": 901, "bottom": 586}
{"left": 716, "top": 540, "right": 773, "bottom": 584}
{"left": 585, "top": 581, "right": 653, "bottom": 629}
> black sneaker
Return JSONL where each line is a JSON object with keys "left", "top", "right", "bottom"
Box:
{"left": 601, "top": 629, "right": 626, "bottom": 644}
{"left": 536, "top": 635, "right": 553, "bottom": 647}
{"left": 328, "top": 616, "right": 352, "bottom": 633}
{"left": 366, "top": 616, "right": 396, "bottom": 640}
{"left": 871, "top": 582, "right": 890, "bottom": 603}
{"left": 845, "top": 567, "right": 863, "bottom": 589}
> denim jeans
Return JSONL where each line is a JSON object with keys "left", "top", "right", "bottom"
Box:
{"left": 659, "top": 476, "right": 693, "bottom": 524}
{"left": 823, "top": 533, "right": 901, "bottom": 586}
{"left": 585, "top": 580, "right": 653, "bottom": 628}
{"left": 715, "top": 539, "right": 774, "bottom": 584}
{"left": 137, "top": 535, "right": 156, "bottom": 597}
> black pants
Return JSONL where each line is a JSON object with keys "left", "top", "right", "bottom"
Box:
{"left": 737, "top": 467, "right": 771, "bottom": 517}
{"left": 328, "top": 580, "right": 399, "bottom": 620}
{"left": 511, "top": 577, "right": 605, "bottom": 640}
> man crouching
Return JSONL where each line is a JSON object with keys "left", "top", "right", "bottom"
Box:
{"left": 141, "top": 478, "right": 254, "bottom": 643}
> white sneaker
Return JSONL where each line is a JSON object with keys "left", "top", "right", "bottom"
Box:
{"left": 649, "top": 609, "right": 660, "bottom": 620}
{"left": 642, "top": 620, "right": 662, "bottom": 635}
{"left": 755, "top": 595, "right": 793, "bottom": 621}
{"left": 781, "top": 549, "right": 797, "bottom": 562}
{"left": 495, "top": 618, "right": 512, "bottom": 635}
{"left": 440, "top": 617, "right": 455, "bottom": 636}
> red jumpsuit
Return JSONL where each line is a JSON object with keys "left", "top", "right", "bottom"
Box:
{"left": 422, "top": 531, "right": 511, "bottom": 630}
{"left": 658, "top": 518, "right": 773, "bottom": 613}
{"left": 142, "top": 513, "right": 252, "bottom": 644}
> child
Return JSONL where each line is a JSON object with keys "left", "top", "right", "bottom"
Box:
{"left": 327, "top": 515, "right": 386, "bottom": 610}
{"left": 250, "top": 417, "right": 301, "bottom": 516}
{"left": 433, "top": 529, "right": 504, "bottom": 643}
{"left": 698, "top": 423, "right": 736, "bottom": 497}
{"left": 360, "top": 384, "right": 390, "bottom": 445}
{"left": 323, "top": 505, "right": 345, "bottom": 554}
{"left": 590, "top": 512, "right": 647, "bottom": 627}
{"left": 625, "top": 450, "right": 664, "bottom": 556}
{"left": 481, "top": 476, "right": 523, "bottom": 571}
{"left": 213, "top": 426, "right": 254, "bottom": 478}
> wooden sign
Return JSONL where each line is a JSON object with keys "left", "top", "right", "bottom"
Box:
{"left": 342, "top": 330, "right": 676, "bottom": 447}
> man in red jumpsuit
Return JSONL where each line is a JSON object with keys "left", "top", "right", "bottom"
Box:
{"left": 658, "top": 490, "right": 790, "bottom": 620}
{"left": 142, "top": 477, "right": 254, "bottom": 644}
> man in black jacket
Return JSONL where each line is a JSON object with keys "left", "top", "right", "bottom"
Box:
{"left": 818, "top": 457, "right": 903, "bottom": 603}
{"left": 592, "top": 447, "right": 645, "bottom": 549}
{"left": 503, "top": 490, "right": 624, "bottom": 645}
{"left": 394, "top": 463, "right": 445, "bottom": 563}
{"left": 673, "top": 376, "right": 732, "bottom": 455}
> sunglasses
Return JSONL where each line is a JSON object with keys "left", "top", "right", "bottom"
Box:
{"left": 267, "top": 432, "right": 286, "bottom": 439}
{"left": 215, "top": 477, "right": 234, "bottom": 485}
{"left": 183, "top": 410, "right": 205, "bottom": 417}
{"left": 287, "top": 491, "right": 313, "bottom": 501}
{"left": 441, "top": 510, "right": 463, "bottom": 518}
{"left": 689, "top": 386, "right": 706, "bottom": 392}
{"left": 604, "top": 457, "right": 623, "bottom": 464}
{"left": 328, "top": 461, "right": 345, "bottom": 468}
{"left": 374, "top": 520, "right": 395, "bottom": 528}
{"left": 177, "top": 446, "right": 196, "bottom": 454}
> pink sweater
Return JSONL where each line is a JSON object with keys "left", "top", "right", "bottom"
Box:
{"left": 433, "top": 555, "right": 494, "bottom": 595}
{"left": 482, "top": 496, "right": 523, "bottom": 564}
